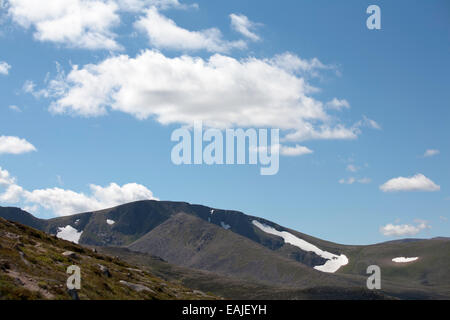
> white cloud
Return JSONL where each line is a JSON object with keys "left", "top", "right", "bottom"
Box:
{"left": 346, "top": 164, "right": 358, "bottom": 172}
{"left": 0, "top": 61, "right": 11, "bottom": 75}
{"left": 5, "top": 0, "right": 197, "bottom": 50}
{"left": 255, "top": 143, "right": 313, "bottom": 157}
{"left": 0, "top": 166, "right": 157, "bottom": 215}
{"left": 39, "top": 49, "right": 361, "bottom": 142}
{"left": 8, "top": 105, "right": 22, "bottom": 112}
{"left": 283, "top": 124, "right": 360, "bottom": 142}
{"left": 23, "top": 183, "right": 157, "bottom": 215}
{"left": 116, "top": 0, "right": 195, "bottom": 11}
{"left": 380, "top": 173, "right": 440, "bottom": 192}
{"left": 0, "top": 167, "right": 16, "bottom": 186}
{"left": 135, "top": 7, "right": 246, "bottom": 53}
{"left": 0, "top": 135, "right": 37, "bottom": 155}
{"left": 380, "top": 220, "right": 430, "bottom": 237}
{"left": 270, "top": 52, "right": 330, "bottom": 75}
{"left": 423, "top": 149, "right": 439, "bottom": 157}
{"left": 0, "top": 184, "right": 24, "bottom": 203}
{"left": 7, "top": 0, "right": 123, "bottom": 50}
{"left": 0, "top": 178, "right": 157, "bottom": 217}
{"left": 279, "top": 144, "right": 313, "bottom": 157}
{"left": 326, "top": 98, "right": 350, "bottom": 111}
{"left": 229, "top": 13, "right": 261, "bottom": 41}
{"left": 89, "top": 182, "right": 157, "bottom": 208}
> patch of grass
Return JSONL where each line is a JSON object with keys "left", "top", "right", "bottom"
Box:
{"left": 0, "top": 218, "right": 218, "bottom": 300}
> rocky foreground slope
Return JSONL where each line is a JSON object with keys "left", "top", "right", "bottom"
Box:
{"left": 0, "top": 217, "right": 215, "bottom": 300}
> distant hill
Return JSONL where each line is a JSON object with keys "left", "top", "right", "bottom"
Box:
{"left": 1, "top": 201, "right": 449, "bottom": 299}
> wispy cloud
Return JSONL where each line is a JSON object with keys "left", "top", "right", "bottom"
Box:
{"left": 346, "top": 164, "right": 359, "bottom": 172}
{"left": 279, "top": 144, "right": 313, "bottom": 157}
{"left": 8, "top": 105, "right": 21, "bottom": 112}
{"left": 135, "top": 7, "right": 246, "bottom": 53}
{"left": 339, "top": 177, "right": 371, "bottom": 185}
{"left": 423, "top": 149, "right": 440, "bottom": 157}
{"left": 230, "top": 13, "right": 261, "bottom": 41}
{"left": 325, "top": 98, "right": 350, "bottom": 111}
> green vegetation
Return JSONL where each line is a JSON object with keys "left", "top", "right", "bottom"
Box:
{"left": 0, "top": 217, "right": 217, "bottom": 300}
{"left": 1, "top": 202, "right": 449, "bottom": 300}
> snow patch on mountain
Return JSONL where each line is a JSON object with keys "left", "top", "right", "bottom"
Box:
{"left": 56, "top": 225, "right": 83, "bottom": 244}
{"left": 392, "top": 257, "right": 418, "bottom": 263}
{"left": 252, "top": 220, "right": 348, "bottom": 273}
{"left": 106, "top": 219, "right": 115, "bottom": 225}
{"left": 220, "top": 221, "right": 231, "bottom": 230}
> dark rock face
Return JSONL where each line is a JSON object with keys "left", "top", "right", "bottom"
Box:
{"left": 279, "top": 245, "right": 328, "bottom": 267}
{"left": 0, "top": 201, "right": 330, "bottom": 275}
{"left": 0, "top": 206, "right": 46, "bottom": 231}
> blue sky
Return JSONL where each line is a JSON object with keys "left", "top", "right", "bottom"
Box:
{"left": 0, "top": 0, "right": 449, "bottom": 244}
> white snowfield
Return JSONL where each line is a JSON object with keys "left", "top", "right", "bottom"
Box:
{"left": 106, "top": 219, "right": 115, "bottom": 225}
{"left": 220, "top": 221, "right": 231, "bottom": 230}
{"left": 56, "top": 225, "right": 83, "bottom": 244}
{"left": 392, "top": 257, "right": 419, "bottom": 263}
{"left": 252, "top": 220, "right": 349, "bottom": 273}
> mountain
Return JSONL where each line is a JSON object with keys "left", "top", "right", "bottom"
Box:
{"left": 1, "top": 202, "right": 449, "bottom": 299}
{"left": 0, "top": 216, "right": 216, "bottom": 300}
{"left": 0, "top": 207, "right": 47, "bottom": 231}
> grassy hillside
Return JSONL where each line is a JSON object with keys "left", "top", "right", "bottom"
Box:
{"left": 0, "top": 217, "right": 216, "bottom": 300}
{"left": 127, "top": 212, "right": 359, "bottom": 289}
{"left": 1, "top": 203, "right": 449, "bottom": 300}
{"left": 97, "top": 246, "right": 389, "bottom": 300}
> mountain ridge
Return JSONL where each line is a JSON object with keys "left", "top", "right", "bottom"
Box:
{"left": 1, "top": 201, "right": 449, "bottom": 299}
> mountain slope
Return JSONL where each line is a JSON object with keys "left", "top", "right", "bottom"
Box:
{"left": 127, "top": 212, "right": 354, "bottom": 288}
{"left": 0, "top": 207, "right": 46, "bottom": 231}
{"left": 0, "top": 217, "right": 216, "bottom": 300}
{"left": 1, "top": 202, "right": 449, "bottom": 299}
{"left": 97, "top": 246, "right": 388, "bottom": 300}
